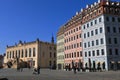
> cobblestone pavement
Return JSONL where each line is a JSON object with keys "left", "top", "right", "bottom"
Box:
{"left": 0, "top": 68, "right": 120, "bottom": 80}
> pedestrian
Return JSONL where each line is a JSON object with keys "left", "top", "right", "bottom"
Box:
{"left": 20, "top": 67, "right": 23, "bottom": 72}
{"left": 37, "top": 66, "right": 40, "bottom": 74}
{"left": 73, "top": 65, "right": 77, "bottom": 74}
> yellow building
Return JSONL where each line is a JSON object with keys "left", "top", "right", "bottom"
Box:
{"left": 3, "top": 38, "right": 56, "bottom": 69}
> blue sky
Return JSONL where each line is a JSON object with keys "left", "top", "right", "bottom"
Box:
{"left": 0, "top": 0, "right": 119, "bottom": 54}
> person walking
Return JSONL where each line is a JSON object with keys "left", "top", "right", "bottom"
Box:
{"left": 37, "top": 66, "right": 40, "bottom": 74}
{"left": 73, "top": 65, "right": 77, "bottom": 74}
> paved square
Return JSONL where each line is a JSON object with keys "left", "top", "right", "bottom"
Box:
{"left": 0, "top": 68, "right": 120, "bottom": 80}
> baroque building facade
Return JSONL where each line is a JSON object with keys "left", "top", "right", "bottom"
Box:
{"left": 82, "top": 0, "right": 120, "bottom": 71}
{"left": 57, "top": 0, "right": 120, "bottom": 70}
{"left": 4, "top": 38, "right": 56, "bottom": 69}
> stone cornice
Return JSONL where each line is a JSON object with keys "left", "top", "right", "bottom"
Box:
{"left": 61, "top": 0, "right": 120, "bottom": 32}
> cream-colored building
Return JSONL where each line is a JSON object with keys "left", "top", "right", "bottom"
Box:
{"left": 4, "top": 38, "right": 56, "bottom": 69}
{"left": 57, "top": 26, "right": 65, "bottom": 70}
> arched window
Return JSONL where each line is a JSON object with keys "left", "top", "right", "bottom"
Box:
{"left": 18, "top": 50, "right": 20, "bottom": 58}
{"left": 33, "top": 48, "right": 36, "bottom": 57}
{"left": 15, "top": 50, "right": 17, "bottom": 58}
{"left": 25, "top": 49, "right": 27, "bottom": 57}
{"left": 21, "top": 49, "right": 24, "bottom": 58}
{"left": 29, "top": 48, "right": 31, "bottom": 57}
{"left": 12, "top": 51, "right": 14, "bottom": 58}
{"left": 10, "top": 51, "right": 11, "bottom": 58}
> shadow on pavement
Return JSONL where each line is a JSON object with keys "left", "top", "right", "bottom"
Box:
{"left": 0, "top": 78, "right": 8, "bottom": 80}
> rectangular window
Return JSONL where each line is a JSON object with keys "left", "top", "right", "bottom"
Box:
{"left": 118, "top": 17, "right": 120, "bottom": 22}
{"left": 72, "top": 53, "right": 73, "bottom": 58}
{"left": 97, "top": 50, "right": 99, "bottom": 56}
{"left": 92, "top": 41, "right": 94, "bottom": 46}
{"left": 71, "top": 37, "right": 73, "bottom": 41}
{"left": 74, "top": 44, "right": 76, "bottom": 48}
{"left": 80, "top": 51, "right": 82, "bottom": 57}
{"left": 65, "top": 47, "right": 66, "bottom": 50}
{"left": 79, "top": 26, "right": 81, "bottom": 30}
{"left": 114, "top": 38, "right": 117, "bottom": 44}
{"left": 115, "top": 49, "right": 118, "bottom": 55}
{"left": 100, "top": 27, "right": 103, "bottom": 33}
{"left": 74, "top": 36, "right": 75, "bottom": 40}
{"left": 101, "top": 38, "right": 104, "bottom": 44}
{"left": 72, "top": 45, "right": 73, "bottom": 49}
{"left": 95, "top": 20, "right": 97, "bottom": 24}
{"left": 91, "top": 31, "right": 94, "bottom": 36}
{"left": 107, "top": 27, "right": 110, "bottom": 32}
{"left": 74, "top": 52, "right": 76, "bottom": 57}
{"left": 69, "top": 38, "right": 70, "bottom": 41}
{"left": 83, "top": 25, "right": 85, "bottom": 29}
{"left": 69, "top": 53, "right": 71, "bottom": 58}
{"left": 76, "top": 28, "right": 78, "bottom": 31}
{"left": 95, "top": 29, "right": 98, "bottom": 35}
{"left": 87, "top": 23, "right": 89, "bottom": 28}
{"left": 77, "top": 35, "right": 79, "bottom": 39}
{"left": 84, "top": 43, "right": 86, "bottom": 48}
{"left": 79, "top": 34, "right": 81, "bottom": 38}
{"left": 65, "top": 39, "right": 66, "bottom": 43}
{"left": 112, "top": 17, "right": 115, "bottom": 22}
{"left": 69, "top": 31, "right": 70, "bottom": 34}
{"left": 77, "top": 43, "right": 79, "bottom": 48}
{"left": 99, "top": 17, "right": 101, "bottom": 22}
{"left": 101, "top": 49, "right": 104, "bottom": 55}
{"left": 85, "top": 52, "right": 87, "bottom": 57}
{"left": 88, "top": 42, "right": 90, "bottom": 47}
{"left": 91, "top": 22, "right": 93, "bottom": 26}
{"left": 92, "top": 51, "right": 95, "bottom": 56}
{"left": 84, "top": 33, "right": 86, "bottom": 38}
{"left": 119, "top": 27, "right": 120, "bottom": 33}
{"left": 74, "top": 29, "right": 75, "bottom": 32}
{"left": 106, "top": 17, "right": 109, "bottom": 21}
{"left": 96, "top": 40, "right": 99, "bottom": 45}
{"left": 113, "top": 27, "right": 116, "bottom": 33}
{"left": 89, "top": 51, "right": 91, "bottom": 57}
{"left": 77, "top": 52, "right": 79, "bottom": 57}
{"left": 87, "top": 32, "right": 90, "bottom": 37}
{"left": 80, "top": 42, "right": 82, "bottom": 47}
{"left": 109, "top": 49, "right": 112, "bottom": 55}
